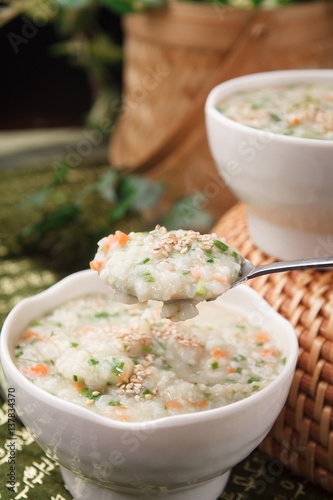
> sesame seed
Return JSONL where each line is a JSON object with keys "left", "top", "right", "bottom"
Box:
{"left": 86, "top": 399, "right": 95, "bottom": 405}
{"left": 92, "top": 391, "right": 100, "bottom": 397}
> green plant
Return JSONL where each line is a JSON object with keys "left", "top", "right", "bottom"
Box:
{"left": 15, "top": 162, "right": 214, "bottom": 272}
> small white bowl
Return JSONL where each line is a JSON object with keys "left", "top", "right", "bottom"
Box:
{"left": 0, "top": 270, "right": 298, "bottom": 500}
{"left": 205, "top": 69, "right": 333, "bottom": 260}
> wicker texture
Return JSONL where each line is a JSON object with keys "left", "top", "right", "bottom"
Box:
{"left": 214, "top": 203, "right": 333, "bottom": 493}
{"left": 109, "top": 1, "right": 333, "bottom": 218}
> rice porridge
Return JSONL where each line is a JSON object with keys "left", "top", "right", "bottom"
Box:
{"left": 14, "top": 294, "right": 286, "bottom": 423}
{"left": 90, "top": 226, "right": 242, "bottom": 321}
{"left": 216, "top": 83, "right": 333, "bottom": 140}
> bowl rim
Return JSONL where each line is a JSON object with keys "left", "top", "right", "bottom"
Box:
{"left": 0, "top": 269, "right": 298, "bottom": 431}
{"left": 205, "top": 69, "right": 333, "bottom": 148}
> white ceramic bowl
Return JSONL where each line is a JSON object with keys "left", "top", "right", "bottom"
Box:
{"left": 205, "top": 69, "right": 333, "bottom": 260}
{"left": 0, "top": 270, "right": 298, "bottom": 500}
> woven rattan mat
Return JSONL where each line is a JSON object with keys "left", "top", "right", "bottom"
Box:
{"left": 214, "top": 203, "right": 333, "bottom": 494}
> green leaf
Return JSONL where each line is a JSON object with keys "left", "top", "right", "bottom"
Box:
{"left": 109, "top": 174, "right": 163, "bottom": 220}
{"left": 19, "top": 204, "right": 80, "bottom": 239}
{"left": 100, "top": 0, "right": 165, "bottom": 14}
{"left": 161, "top": 193, "right": 215, "bottom": 232}
{"left": 96, "top": 170, "right": 119, "bottom": 199}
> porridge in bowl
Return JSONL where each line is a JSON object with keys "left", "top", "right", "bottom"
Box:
{"left": 14, "top": 293, "right": 286, "bottom": 423}
{"left": 216, "top": 83, "right": 333, "bottom": 140}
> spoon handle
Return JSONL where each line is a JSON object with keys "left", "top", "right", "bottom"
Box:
{"left": 248, "top": 256, "right": 333, "bottom": 280}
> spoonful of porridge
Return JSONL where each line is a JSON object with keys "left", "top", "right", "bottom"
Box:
{"left": 90, "top": 226, "right": 333, "bottom": 322}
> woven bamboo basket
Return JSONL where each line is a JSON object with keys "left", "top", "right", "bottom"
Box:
{"left": 215, "top": 203, "right": 333, "bottom": 493}
{"left": 109, "top": 0, "right": 333, "bottom": 219}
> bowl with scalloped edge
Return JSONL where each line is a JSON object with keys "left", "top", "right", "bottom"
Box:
{"left": 205, "top": 69, "right": 333, "bottom": 260}
{"left": 0, "top": 269, "right": 298, "bottom": 500}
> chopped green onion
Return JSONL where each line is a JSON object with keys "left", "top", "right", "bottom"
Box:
{"left": 269, "top": 112, "right": 281, "bottom": 122}
{"left": 143, "top": 389, "right": 154, "bottom": 396}
{"left": 73, "top": 374, "right": 78, "bottom": 382}
{"left": 108, "top": 400, "right": 122, "bottom": 406}
{"left": 15, "top": 351, "right": 23, "bottom": 358}
{"left": 281, "top": 357, "right": 287, "bottom": 365}
{"left": 143, "top": 272, "right": 154, "bottom": 283}
{"left": 213, "top": 240, "right": 229, "bottom": 252}
{"left": 95, "top": 312, "right": 110, "bottom": 318}
{"left": 30, "top": 321, "right": 41, "bottom": 327}
{"left": 138, "top": 257, "right": 150, "bottom": 265}
{"left": 247, "top": 376, "right": 261, "bottom": 384}
{"left": 111, "top": 358, "right": 125, "bottom": 376}
{"left": 211, "top": 361, "right": 219, "bottom": 370}
{"left": 206, "top": 257, "right": 214, "bottom": 263}
{"left": 232, "top": 251, "right": 239, "bottom": 261}
{"left": 196, "top": 283, "right": 206, "bottom": 296}
{"left": 233, "top": 354, "right": 246, "bottom": 362}
{"left": 236, "top": 367, "right": 243, "bottom": 374}
{"left": 71, "top": 342, "right": 79, "bottom": 348}
{"left": 80, "top": 387, "right": 102, "bottom": 400}
{"left": 88, "top": 358, "right": 99, "bottom": 366}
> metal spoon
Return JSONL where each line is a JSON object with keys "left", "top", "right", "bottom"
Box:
{"left": 232, "top": 255, "right": 333, "bottom": 288}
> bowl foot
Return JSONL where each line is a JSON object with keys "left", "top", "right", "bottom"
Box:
{"left": 60, "top": 467, "right": 231, "bottom": 500}
{"left": 247, "top": 212, "right": 331, "bottom": 260}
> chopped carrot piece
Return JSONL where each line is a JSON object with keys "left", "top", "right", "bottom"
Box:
{"left": 261, "top": 349, "right": 276, "bottom": 357}
{"left": 166, "top": 401, "right": 182, "bottom": 409}
{"left": 255, "top": 331, "right": 269, "bottom": 344}
{"left": 90, "top": 260, "right": 104, "bottom": 271}
{"left": 25, "top": 331, "right": 41, "bottom": 341}
{"left": 191, "top": 265, "right": 202, "bottom": 280}
{"left": 289, "top": 116, "right": 301, "bottom": 125}
{"left": 215, "top": 275, "right": 228, "bottom": 284}
{"left": 228, "top": 366, "right": 236, "bottom": 373}
{"left": 195, "top": 399, "right": 208, "bottom": 408}
{"left": 210, "top": 348, "right": 229, "bottom": 359}
{"left": 101, "top": 231, "right": 129, "bottom": 252}
{"left": 30, "top": 364, "right": 48, "bottom": 376}
{"left": 114, "top": 231, "right": 129, "bottom": 246}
